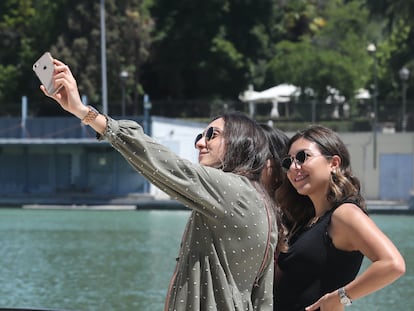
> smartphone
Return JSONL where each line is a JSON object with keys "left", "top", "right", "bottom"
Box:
{"left": 32, "top": 52, "right": 61, "bottom": 94}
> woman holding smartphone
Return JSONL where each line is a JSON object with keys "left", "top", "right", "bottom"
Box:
{"left": 39, "top": 58, "right": 280, "bottom": 311}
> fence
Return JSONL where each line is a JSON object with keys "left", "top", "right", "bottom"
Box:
{"left": 1, "top": 97, "right": 413, "bottom": 132}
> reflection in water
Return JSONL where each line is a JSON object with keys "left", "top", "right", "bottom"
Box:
{"left": 0, "top": 209, "right": 411, "bottom": 311}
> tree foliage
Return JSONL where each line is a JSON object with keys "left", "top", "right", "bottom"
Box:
{"left": 364, "top": 0, "right": 414, "bottom": 98}
{"left": 50, "top": 0, "right": 154, "bottom": 115}
{"left": 267, "top": 0, "right": 372, "bottom": 103}
{"left": 0, "top": 0, "right": 413, "bottom": 117}
{"left": 145, "top": 0, "right": 282, "bottom": 101}
{"left": 0, "top": 0, "right": 66, "bottom": 115}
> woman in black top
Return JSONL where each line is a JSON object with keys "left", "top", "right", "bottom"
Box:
{"left": 274, "top": 125, "right": 405, "bottom": 311}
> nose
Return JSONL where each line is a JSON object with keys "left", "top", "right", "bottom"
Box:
{"left": 287, "top": 158, "right": 301, "bottom": 171}
{"left": 292, "top": 159, "right": 301, "bottom": 169}
{"left": 195, "top": 136, "right": 207, "bottom": 149}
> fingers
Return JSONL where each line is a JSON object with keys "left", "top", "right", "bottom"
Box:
{"left": 53, "top": 59, "right": 73, "bottom": 80}
{"left": 52, "top": 62, "right": 76, "bottom": 94}
{"left": 40, "top": 84, "right": 60, "bottom": 100}
{"left": 305, "top": 302, "right": 318, "bottom": 311}
{"left": 53, "top": 59, "right": 67, "bottom": 68}
{"left": 305, "top": 297, "right": 323, "bottom": 311}
{"left": 54, "top": 63, "right": 69, "bottom": 74}
{"left": 40, "top": 85, "right": 51, "bottom": 97}
{"left": 39, "top": 58, "right": 81, "bottom": 112}
{"left": 53, "top": 60, "right": 75, "bottom": 83}
{"left": 306, "top": 294, "right": 343, "bottom": 311}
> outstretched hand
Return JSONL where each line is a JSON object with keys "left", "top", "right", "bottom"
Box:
{"left": 40, "top": 59, "right": 88, "bottom": 119}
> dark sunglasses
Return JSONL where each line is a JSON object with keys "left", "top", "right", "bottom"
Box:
{"left": 281, "top": 150, "right": 312, "bottom": 171}
{"left": 194, "top": 126, "right": 215, "bottom": 147}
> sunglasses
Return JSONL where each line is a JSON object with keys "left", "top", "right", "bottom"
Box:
{"left": 281, "top": 150, "right": 312, "bottom": 171}
{"left": 194, "top": 127, "right": 221, "bottom": 147}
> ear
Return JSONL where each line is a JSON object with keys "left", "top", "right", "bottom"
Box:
{"left": 330, "top": 155, "right": 341, "bottom": 171}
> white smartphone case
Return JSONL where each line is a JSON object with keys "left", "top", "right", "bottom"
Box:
{"left": 33, "top": 52, "right": 59, "bottom": 94}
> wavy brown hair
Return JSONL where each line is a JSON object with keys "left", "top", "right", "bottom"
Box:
{"left": 276, "top": 125, "right": 367, "bottom": 241}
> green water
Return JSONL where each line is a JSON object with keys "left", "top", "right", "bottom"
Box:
{"left": 0, "top": 209, "right": 411, "bottom": 311}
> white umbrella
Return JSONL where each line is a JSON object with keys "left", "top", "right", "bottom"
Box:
{"left": 325, "top": 86, "right": 346, "bottom": 119}
{"left": 239, "top": 83, "right": 299, "bottom": 102}
{"left": 355, "top": 88, "right": 371, "bottom": 100}
{"left": 239, "top": 84, "right": 300, "bottom": 117}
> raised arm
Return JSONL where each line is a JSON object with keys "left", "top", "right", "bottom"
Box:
{"left": 40, "top": 58, "right": 107, "bottom": 134}
{"left": 39, "top": 58, "right": 257, "bottom": 220}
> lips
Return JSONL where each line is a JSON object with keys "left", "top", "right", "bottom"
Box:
{"left": 198, "top": 151, "right": 208, "bottom": 161}
{"left": 292, "top": 172, "right": 308, "bottom": 183}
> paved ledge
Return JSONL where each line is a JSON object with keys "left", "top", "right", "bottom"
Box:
{"left": 22, "top": 204, "right": 137, "bottom": 210}
{"left": 19, "top": 200, "right": 189, "bottom": 211}
{"left": 366, "top": 200, "right": 413, "bottom": 215}
{"left": 0, "top": 194, "right": 188, "bottom": 211}
{"left": 0, "top": 196, "right": 412, "bottom": 213}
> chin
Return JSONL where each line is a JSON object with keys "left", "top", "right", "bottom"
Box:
{"left": 295, "top": 187, "right": 310, "bottom": 196}
{"left": 199, "top": 160, "right": 212, "bottom": 167}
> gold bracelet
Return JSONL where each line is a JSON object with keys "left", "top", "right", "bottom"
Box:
{"left": 81, "top": 106, "right": 99, "bottom": 125}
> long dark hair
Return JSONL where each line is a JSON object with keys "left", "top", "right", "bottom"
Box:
{"left": 216, "top": 112, "right": 269, "bottom": 181}
{"left": 260, "top": 124, "right": 289, "bottom": 192}
{"left": 276, "top": 125, "right": 367, "bottom": 240}
{"left": 213, "top": 112, "right": 283, "bottom": 248}
{"left": 260, "top": 124, "right": 290, "bottom": 252}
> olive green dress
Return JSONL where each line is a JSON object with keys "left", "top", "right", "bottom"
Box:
{"left": 100, "top": 117, "right": 277, "bottom": 311}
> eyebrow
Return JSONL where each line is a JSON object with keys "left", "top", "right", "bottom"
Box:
{"left": 287, "top": 149, "right": 311, "bottom": 156}
{"left": 204, "top": 126, "right": 222, "bottom": 133}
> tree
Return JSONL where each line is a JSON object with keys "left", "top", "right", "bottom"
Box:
{"left": 143, "top": 0, "right": 283, "bottom": 102}
{"left": 364, "top": 0, "right": 414, "bottom": 100}
{"left": 365, "top": 0, "right": 414, "bottom": 28}
{"left": 50, "top": 0, "right": 154, "bottom": 115}
{"left": 266, "top": 0, "right": 374, "bottom": 106}
{"left": 0, "top": 0, "right": 66, "bottom": 116}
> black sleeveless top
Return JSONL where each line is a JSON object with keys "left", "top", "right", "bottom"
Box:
{"left": 274, "top": 206, "right": 364, "bottom": 311}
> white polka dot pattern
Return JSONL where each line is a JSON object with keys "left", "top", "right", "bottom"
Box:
{"left": 100, "top": 117, "right": 278, "bottom": 311}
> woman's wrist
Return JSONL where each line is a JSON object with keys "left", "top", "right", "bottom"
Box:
{"left": 74, "top": 105, "right": 90, "bottom": 120}
{"left": 80, "top": 106, "right": 99, "bottom": 125}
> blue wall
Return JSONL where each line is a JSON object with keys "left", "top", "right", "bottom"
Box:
{"left": 0, "top": 116, "right": 148, "bottom": 199}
